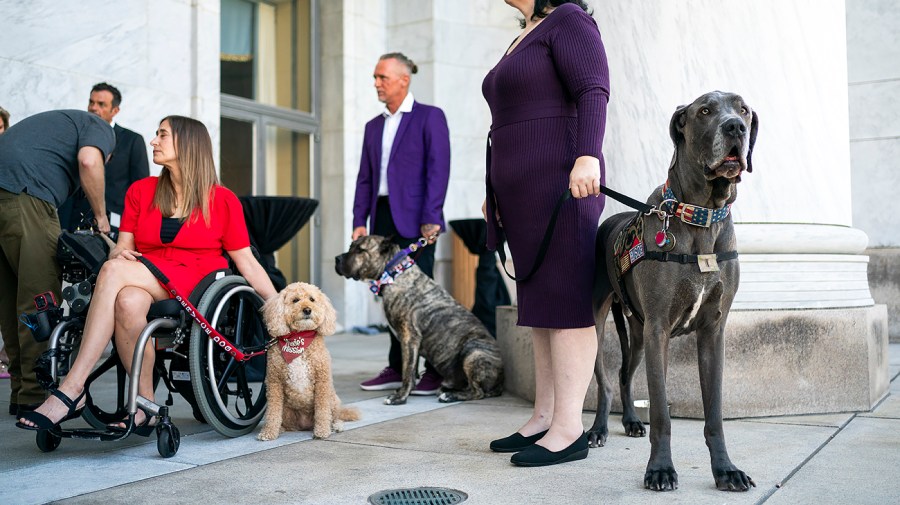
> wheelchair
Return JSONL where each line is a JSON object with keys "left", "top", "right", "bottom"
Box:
{"left": 27, "top": 231, "right": 270, "bottom": 458}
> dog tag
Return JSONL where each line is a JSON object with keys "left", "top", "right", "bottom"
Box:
{"left": 697, "top": 254, "right": 720, "bottom": 272}
{"left": 656, "top": 231, "right": 676, "bottom": 251}
{"left": 655, "top": 231, "right": 667, "bottom": 248}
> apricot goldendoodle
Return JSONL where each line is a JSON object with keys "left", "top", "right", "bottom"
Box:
{"left": 258, "top": 282, "right": 360, "bottom": 441}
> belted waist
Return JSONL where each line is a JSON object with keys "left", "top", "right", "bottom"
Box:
{"left": 489, "top": 101, "right": 576, "bottom": 130}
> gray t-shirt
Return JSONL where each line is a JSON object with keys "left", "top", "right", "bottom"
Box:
{"left": 0, "top": 109, "right": 116, "bottom": 207}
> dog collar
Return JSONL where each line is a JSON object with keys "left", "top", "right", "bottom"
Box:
{"left": 278, "top": 330, "right": 317, "bottom": 364}
{"left": 369, "top": 256, "right": 416, "bottom": 296}
{"left": 661, "top": 181, "right": 731, "bottom": 228}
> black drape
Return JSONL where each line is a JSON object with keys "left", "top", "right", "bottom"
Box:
{"left": 449, "top": 219, "right": 511, "bottom": 337}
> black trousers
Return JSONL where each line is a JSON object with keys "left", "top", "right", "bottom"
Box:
{"left": 374, "top": 196, "right": 437, "bottom": 374}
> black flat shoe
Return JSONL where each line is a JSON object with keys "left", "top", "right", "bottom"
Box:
{"left": 15, "top": 389, "right": 85, "bottom": 431}
{"left": 490, "top": 429, "right": 549, "bottom": 453}
{"left": 510, "top": 432, "right": 589, "bottom": 467}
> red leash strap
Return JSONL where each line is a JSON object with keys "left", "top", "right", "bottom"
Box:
{"left": 137, "top": 256, "right": 269, "bottom": 361}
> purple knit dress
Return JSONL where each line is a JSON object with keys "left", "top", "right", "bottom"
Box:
{"left": 482, "top": 4, "right": 610, "bottom": 328}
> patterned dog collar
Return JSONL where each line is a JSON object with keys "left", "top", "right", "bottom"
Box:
{"left": 661, "top": 182, "right": 731, "bottom": 228}
{"left": 369, "top": 256, "right": 416, "bottom": 296}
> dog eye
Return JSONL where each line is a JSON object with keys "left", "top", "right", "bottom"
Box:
{"left": 700, "top": 107, "right": 710, "bottom": 115}
{"left": 740, "top": 106, "right": 749, "bottom": 115}
{"left": 292, "top": 297, "right": 300, "bottom": 304}
{"left": 309, "top": 296, "right": 316, "bottom": 302}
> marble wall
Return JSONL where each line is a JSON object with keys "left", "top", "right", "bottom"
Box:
{"left": 0, "top": 0, "right": 221, "bottom": 170}
{"left": 847, "top": 0, "right": 900, "bottom": 248}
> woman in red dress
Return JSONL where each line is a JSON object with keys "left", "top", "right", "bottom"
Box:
{"left": 18, "top": 116, "right": 277, "bottom": 430}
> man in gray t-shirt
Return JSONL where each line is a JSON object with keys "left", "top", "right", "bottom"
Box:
{"left": 0, "top": 109, "right": 114, "bottom": 415}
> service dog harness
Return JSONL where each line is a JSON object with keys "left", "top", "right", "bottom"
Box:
{"left": 614, "top": 180, "right": 739, "bottom": 323}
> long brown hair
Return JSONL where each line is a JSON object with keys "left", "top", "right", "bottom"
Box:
{"left": 153, "top": 115, "right": 219, "bottom": 226}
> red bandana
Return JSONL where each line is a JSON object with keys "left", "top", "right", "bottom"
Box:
{"left": 278, "top": 330, "right": 317, "bottom": 364}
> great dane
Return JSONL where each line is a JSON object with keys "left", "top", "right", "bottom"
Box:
{"left": 589, "top": 91, "right": 758, "bottom": 491}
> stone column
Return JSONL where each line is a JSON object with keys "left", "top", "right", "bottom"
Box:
{"left": 498, "top": 0, "right": 889, "bottom": 417}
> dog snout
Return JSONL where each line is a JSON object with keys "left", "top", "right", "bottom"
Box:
{"left": 334, "top": 255, "right": 344, "bottom": 275}
{"left": 723, "top": 117, "right": 746, "bottom": 138}
{"left": 303, "top": 307, "right": 312, "bottom": 317}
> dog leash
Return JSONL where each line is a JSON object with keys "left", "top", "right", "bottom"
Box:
{"left": 495, "top": 183, "right": 667, "bottom": 282}
{"left": 137, "top": 256, "right": 276, "bottom": 361}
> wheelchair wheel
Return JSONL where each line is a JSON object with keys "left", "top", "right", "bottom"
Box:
{"left": 189, "top": 276, "right": 268, "bottom": 438}
{"left": 156, "top": 424, "right": 180, "bottom": 458}
{"left": 36, "top": 430, "right": 62, "bottom": 452}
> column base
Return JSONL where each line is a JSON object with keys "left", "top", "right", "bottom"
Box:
{"left": 496, "top": 304, "right": 889, "bottom": 418}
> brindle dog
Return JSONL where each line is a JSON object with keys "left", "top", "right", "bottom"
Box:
{"left": 335, "top": 235, "right": 504, "bottom": 405}
{"left": 590, "top": 91, "right": 757, "bottom": 491}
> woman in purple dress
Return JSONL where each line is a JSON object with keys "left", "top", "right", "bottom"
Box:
{"left": 482, "top": 0, "right": 610, "bottom": 466}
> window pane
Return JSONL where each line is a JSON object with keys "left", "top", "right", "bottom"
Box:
{"left": 221, "top": 0, "right": 255, "bottom": 99}
{"left": 266, "top": 125, "right": 312, "bottom": 282}
{"left": 255, "top": 0, "right": 312, "bottom": 111}
{"left": 220, "top": 117, "right": 255, "bottom": 196}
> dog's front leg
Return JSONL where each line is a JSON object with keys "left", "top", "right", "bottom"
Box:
{"left": 697, "top": 326, "right": 755, "bottom": 491}
{"left": 643, "top": 321, "right": 677, "bottom": 491}
{"left": 258, "top": 365, "right": 285, "bottom": 441}
{"left": 312, "top": 363, "right": 336, "bottom": 439}
{"left": 385, "top": 323, "right": 418, "bottom": 405}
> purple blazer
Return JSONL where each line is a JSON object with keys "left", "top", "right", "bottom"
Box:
{"left": 352, "top": 101, "right": 451, "bottom": 239}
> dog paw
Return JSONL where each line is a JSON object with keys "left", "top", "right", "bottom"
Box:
{"left": 437, "top": 392, "right": 457, "bottom": 403}
{"left": 313, "top": 428, "right": 331, "bottom": 439}
{"left": 257, "top": 429, "right": 279, "bottom": 441}
{"left": 333, "top": 420, "right": 345, "bottom": 433}
{"left": 623, "top": 418, "right": 646, "bottom": 438}
{"left": 587, "top": 428, "right": 608, "bottom": 448}
{"left": 644, "top": 467, "right": 679, "bottom": 491}
{"left": 384, "top": 394, "right": 407, "bottom": 405}
{"left": 714, "top": 469, "right": 755, "bottom": 492}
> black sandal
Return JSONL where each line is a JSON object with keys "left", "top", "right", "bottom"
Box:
{"left": 15, "top": 389, "right": 85, "bottom": 431}
{"left": 108, "top": 411, "right": 158, "bottom": 437}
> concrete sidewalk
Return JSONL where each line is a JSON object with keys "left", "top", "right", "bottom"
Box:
{"left": 1, "top": 332, "right": 898, "bottom": 504}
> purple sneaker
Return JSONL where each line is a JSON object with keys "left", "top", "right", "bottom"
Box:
{"left": 360, "top": 367, "right": 403, "bottom": 391}
{"left": 411, "top": 369, "right": 443, "bottom": 396}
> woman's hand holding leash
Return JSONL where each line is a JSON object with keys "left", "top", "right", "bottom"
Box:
{"left": 569, "top": 155, "right": 601, "bottom": 199}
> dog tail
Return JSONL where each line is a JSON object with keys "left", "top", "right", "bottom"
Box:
{"left": 338, "top": 405, "right": 362, "bottom": 422}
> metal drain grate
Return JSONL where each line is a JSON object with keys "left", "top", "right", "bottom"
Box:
{"left": 368, "top": 487, "right": 468, "bottom": 505}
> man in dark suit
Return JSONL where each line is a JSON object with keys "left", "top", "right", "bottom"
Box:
{"left": 59, "top": 82, "right": 149, "bottom": 233}
{"left": 352, "top": 52, "right": 451, "bottom": 395}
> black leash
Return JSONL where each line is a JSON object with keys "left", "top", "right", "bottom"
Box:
{"left": 496, "top": 184, "right": 655, "bottom": 282}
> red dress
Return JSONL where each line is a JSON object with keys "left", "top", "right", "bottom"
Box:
{"left": 119, "top": 177, "right": 250, "bottom": 294}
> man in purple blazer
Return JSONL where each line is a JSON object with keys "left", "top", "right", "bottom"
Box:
{"left": 351, "top": 52, "right": 451, "bottom": 394}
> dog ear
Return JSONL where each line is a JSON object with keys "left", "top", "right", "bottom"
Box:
{"left": 317, "top": 290, "right": 337, "bottom": 337}
{"left": 669, "top": 104, "right": 689, "bottom": 147}
{"left": 668, "top": 104, "right": 689, "bottom": 170}
{"left": 746, "top": 109, "right": 759, "bottom": 173}
{"left": 261, "top": 291, "right": 289, "bottom": 336}
{"left": 379, "top": 236, "right": 395, "bottom": 254}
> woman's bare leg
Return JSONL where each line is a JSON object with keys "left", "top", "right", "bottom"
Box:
{"left": 536, "top": 326, "right": 598, "bottom": 452}
{"left": 114, "top": 286, "right": 157, "bottom": 423}
{"left": 516, "top": 328, "right": 554, "bottom": 436}
{"left": 18, "top": 258, "right": 167, "bottom": 427}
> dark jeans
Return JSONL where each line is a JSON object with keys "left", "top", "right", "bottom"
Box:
{"left": 374, "top": 196, "right": 437, "bottom": 375}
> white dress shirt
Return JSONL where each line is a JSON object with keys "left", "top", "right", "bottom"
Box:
{"left": 378, "top": 92, "right": 415, "bottom": 196}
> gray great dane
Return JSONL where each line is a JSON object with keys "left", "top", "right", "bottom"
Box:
{"left": 589, "top": 91, "right": 758, "bottom": 491}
